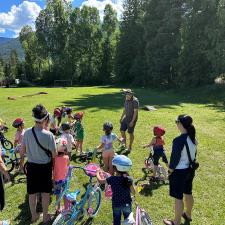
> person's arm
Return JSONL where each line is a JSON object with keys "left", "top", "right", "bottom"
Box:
{"left": 169, "top": 137, "right": 185, "bottom": 172}
{"left": 0, "top": 151, "right": 10, "bottom": 182}
{"left": 143, "top": 137, "right": 156, "bottom": 148}
{"left": 120, "top": 109, "right": 125, "bottom": 123}
{"left": 49, "top": 133, "right": 57, "bottom": 158}
{"left": 96, "top": 169, "right": 107, "bottom": 184}
{"left": 130, "top": 184, "right": 135, "bottom": 195}
{"left": 129, "top": 99, "right": 139, "bottom": 127}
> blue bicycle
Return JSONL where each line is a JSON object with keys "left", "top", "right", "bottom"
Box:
{"left": 53, "top": 164, "right": 102, "bottom": 225}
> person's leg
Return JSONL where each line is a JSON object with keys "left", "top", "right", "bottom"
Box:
{"left": 29, "top": 194, "right": 38, "bottom": 222}
{"left": 120, "top": 131, "right": 126, "bottom": 147}
{"left": 184, "top": 194, "right": 194, "bottom": 219}
{"left": 174, "top": 198, "right": 184, "bottom": 225}
{"left": 79, "top": 141, "right": 83, "bottom": 153}
{"left": 41, "top": 193, "right": 51, "bottom": 223}
{"left": 122, "top": 204, "right": 132, "bottom": 220}
{"left": 113, "top": 207, "right": 122, "bottom": 225}
{"left": 128, "top": 133, "right": 134, "bottom": 151}
{"left": 108, "top": 151, "right": 115, "bottom": 175}
{"left": 102, "top": 152, "right": 110, "bottom": 172}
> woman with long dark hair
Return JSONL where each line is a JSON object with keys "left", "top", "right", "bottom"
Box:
{"left": 163, "top": 115, "right": 197, "bottom": 225}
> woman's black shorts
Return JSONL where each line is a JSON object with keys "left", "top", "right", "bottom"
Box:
{"left": 169, "top": 168, "right": 194, "bottom": 200}
{"left": 27, "top": 162, "right": 52, "bottom": 194}
{"left": 0, "top": 174, "right": 5, "bottom": 211}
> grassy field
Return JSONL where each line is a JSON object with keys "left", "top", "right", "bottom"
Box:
{"left": 0, "top": 86, "right": 224, "bottom": 225}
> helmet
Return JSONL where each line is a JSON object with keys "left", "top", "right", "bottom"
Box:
{"left": 112, "top": 155, "right": 132, "bottom": 172}
{"left": 153, "top": 126, "right": 165, "bottom": 137}
{"left": 12, "top": 118, "right": 24, "bottom": 128}
{"left": 56, "top": 137, "right": 67, "bottom": 152}
{"left": 54, "top": 108, "right": 62, "bottom": 118}
{"left": 103, "top": 122, "right": 113, "bottom": 131}
{"left": 61, "top": 123, "right": 70, "bottom": 131}
{"left": 74, "top": 112, "right": 84, "bottom": 120}
{"left": 65, "top": 107, "right": 72, "bottom": 114}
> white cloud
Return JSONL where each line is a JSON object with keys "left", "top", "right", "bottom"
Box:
{"left": 81, "top": 0, "right": 123, "bottom": 20}
{"left": 0, "top": 1, "right": 41, "bottom": 37}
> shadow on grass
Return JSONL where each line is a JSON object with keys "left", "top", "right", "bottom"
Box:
{"left": 60, "top": 85, "right": 225, "bottom": 112}
{"left": 14, "top": 194, "right": 30, "bottom": 225}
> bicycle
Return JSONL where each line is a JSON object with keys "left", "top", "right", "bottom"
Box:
{"left": 144, "top": 148, "right": 167, "bottom": 182}
{"left": 53, "top": 163, "right": 102, "bottom": 225}
{"left": 1, "top": 147, "right": 22, "bottom": 173}
{"left": 79, "top": 148, "right": 102, "bottom": 164}
{"left": 0, "top": 126, "right": 13, "bottom": 150}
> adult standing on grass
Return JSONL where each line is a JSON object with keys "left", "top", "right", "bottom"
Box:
{"left": 120, "top": 89, "right": 139, "bottom": 153}
{"left": 0, "top": 148, "right": 11, "bottom": 225}
{"left": 163, "top": 114, "right": 197, "bottom": 225}
{"left": 21, "top": 104, "right": 56, "bottom": 224}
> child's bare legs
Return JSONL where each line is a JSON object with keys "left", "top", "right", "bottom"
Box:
{"left": 55, "top": 195, "right": 60, "bottom": 212}
{"left": 103, "top": 155, "right": 109, "bottom": 172}
{"left": 78, "top": 141, "right": 83, "bottom": 153}
{"left": 109, "top": 151, "right": 115, "bottom": 175}
{"left": 19, "top": 151, "right": 24, "bottom": 172}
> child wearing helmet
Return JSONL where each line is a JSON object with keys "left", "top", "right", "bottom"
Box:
{"left": 73, "top": 112, "right": 84, "bottom": 154}
{"left": 61, "top": 107, "right": 73, "bottom": 124}
{"left": 12, "top": 118, "right": 25, "bottom": 173}
{"left": 60, "top": 123, "right": 76, "bottom": 159}
{"left": 50, "top": 108, "right": 62, "bottom": 135}
{"left": 96, "top": 155, "right": 135, "bottom": 225}
{"left": 143, "top": 126, "right": 169, "bottom": 181}
{"left": 53, "top": 137, "right": 70, "bottom": 214}
{"left": 96, "top": 122, "right": 122, "bottom": 175}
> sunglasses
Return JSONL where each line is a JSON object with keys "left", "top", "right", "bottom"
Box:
{"left": 175, "top": 120, "right": 180, "bottom": 124}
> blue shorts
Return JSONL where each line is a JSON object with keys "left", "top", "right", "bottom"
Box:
{"left": 169, "top": 168, "right": 194, "bottom": 200}
{"left": 54, "top": 180, "right": 66, "bottom": 195}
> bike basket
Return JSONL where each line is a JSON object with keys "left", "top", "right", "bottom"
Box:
{"left": 84, "top": 163, "right": 100, "bottom": 177}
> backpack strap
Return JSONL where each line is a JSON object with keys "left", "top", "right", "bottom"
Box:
{"left": 184, "top": 141, "right": 196, "bottom": 166}
{"left": 32, "top": 127, "right": 52, "bottom": 158}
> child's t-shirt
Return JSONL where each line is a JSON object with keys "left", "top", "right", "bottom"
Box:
{"left": 106, "top": 176, "right": 132, "bottom": 207}
{"left": 61, "top": 133, "right": 75, "bottom": 152}
{"left": 15, "top": 129, "right": 25, "bottom": 150}
{"left": 53, "top": 155, "right": 69, "bottom": 181}
{"left": 74, "top": 121, "right": 84, "bottom": 141}
{"left": 153, "top": 137, "right": 165, "bottom": 152}
{"left": 101, "top": 133, "right": 118, "bottom": 151}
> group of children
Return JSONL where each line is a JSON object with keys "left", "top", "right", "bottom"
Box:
{"left": 1, "top": 106, "right": 170, "bottom": 225}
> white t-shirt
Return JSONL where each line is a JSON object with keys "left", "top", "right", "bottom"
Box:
{"left": 61, "top": 133, "right": 75, "bottom": 152}
{"left": 101, "top": 133, "right": 118, "bottom": 151}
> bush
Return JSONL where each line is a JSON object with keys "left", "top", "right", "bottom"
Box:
{"left": 17, "top": 80, "right": 34, "bottom": 87}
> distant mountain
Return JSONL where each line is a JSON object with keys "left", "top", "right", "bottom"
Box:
{"left": 0, "top": 37, "right": 24, "bottom": 61}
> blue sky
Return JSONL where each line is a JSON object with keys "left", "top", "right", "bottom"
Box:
{"left": 0, "top": 0, "right": 123, "bottom": 38}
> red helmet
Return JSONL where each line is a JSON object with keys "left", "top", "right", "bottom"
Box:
{"left": 12, "top": 118, "right": 24, "bottom": 128}
{"left": 153, "top": 126, "right": 165, "bottom": 137}
{"left": 54, "top": 108, "right": 62, "bottom": 118}
{"left": 74, "top": 112, "right": 84, "bottom": 120}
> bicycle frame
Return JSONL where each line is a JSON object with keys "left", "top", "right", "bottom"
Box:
{"left": 56, "top": 165, "right": 99, "bottom": 224}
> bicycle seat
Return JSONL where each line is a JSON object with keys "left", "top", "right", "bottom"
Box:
{"left": 65, "top": 189, "right": 80, "bottom": 202}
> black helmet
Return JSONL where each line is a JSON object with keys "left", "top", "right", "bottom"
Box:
{"left": 103, "top": 122, "right": 113, "bottom": 131}
{"left": 61, "top": 123, "right": 70, "bottom": 131}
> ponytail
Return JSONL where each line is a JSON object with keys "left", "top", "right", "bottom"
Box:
{"left": 186, "top": 124, "right": 196, "bottom": 144}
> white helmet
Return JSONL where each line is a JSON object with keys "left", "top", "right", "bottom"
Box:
{"left": 112, "top": 155, "right": 132, "bottom": 172}
{"left": 56, "top": 137, "right": 67, "bottom": 153}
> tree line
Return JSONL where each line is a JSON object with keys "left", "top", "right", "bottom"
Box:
{"left": 1, "top": 0, "right": 225, "bottom": 88}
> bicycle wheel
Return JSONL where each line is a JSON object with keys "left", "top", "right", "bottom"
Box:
{"left": 52, "top": 211, "right": 72, "bottom": 225}
{"left": 88, "top": 187, "right": 101, "bottom": 218}
{"left": 53, "top": 210, "right": 81, "bottom": 225}
{"left": 2, "top": 140, "right": 13, "bottom": 150}
{"left": 3, "top": 155, "right": 14, "bottom": 172}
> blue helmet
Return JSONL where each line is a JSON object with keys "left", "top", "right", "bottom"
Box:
{"left": 112, "top": 155, "right": 132, "bottom": 172}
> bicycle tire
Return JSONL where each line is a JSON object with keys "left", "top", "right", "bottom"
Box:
{"left": 53, "top": 210, "right": 81, "bottom": 225}
{"left": 88, "top": 187, "right": 101, "bottom": 218}
{"left": 3, "top": 155, "right": 14, "bottom": 172}
{"left": 2, "top": 140, "right": 13, "bottom": 150}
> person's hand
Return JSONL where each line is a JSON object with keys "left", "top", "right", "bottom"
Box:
{"left": 129, "top": 121, "right": 134, "bottom": 127}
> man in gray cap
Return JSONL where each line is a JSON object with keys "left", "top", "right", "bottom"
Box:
{"left": 120, "top": 89, "right": 139, "bottom": 153}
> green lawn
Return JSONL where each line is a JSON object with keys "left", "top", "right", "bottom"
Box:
{"left": 0, "top": 86, "right": 224, "bottom": 225}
